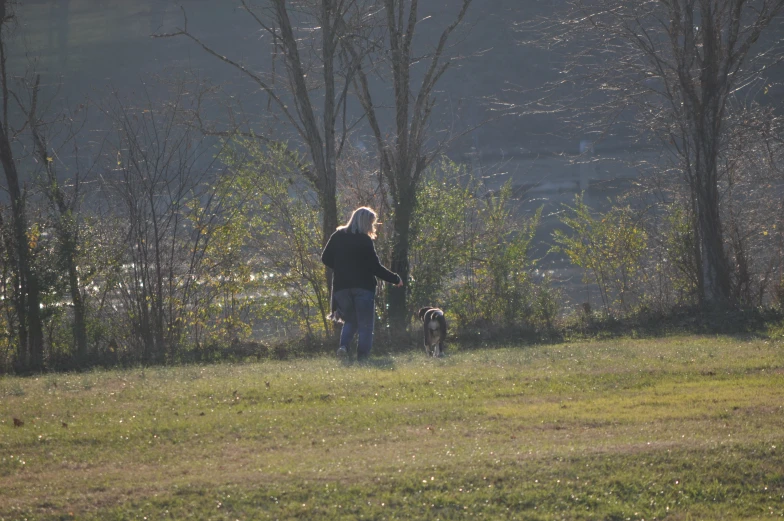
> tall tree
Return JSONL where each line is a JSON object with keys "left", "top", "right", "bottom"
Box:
{"left": 346, "top": 0, "right": 473, "bottom": 327}
{"left": 21, "top": 75, "right": 90, "bottom": 366}
{"left": 102, "top": 85, "right": 222, "bottom": 363}
{"left": 158, "top": 0, "right": 373, "bottom": 274}
{"left": 0, "top": 0, "right": 45, "bottom": 372}
{"left": 538, "top": 0, "right": 784, "bottom": 307}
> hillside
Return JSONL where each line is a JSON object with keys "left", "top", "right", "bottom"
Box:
{"left": 15, "top": 0, "right": 572, "bottom": 154}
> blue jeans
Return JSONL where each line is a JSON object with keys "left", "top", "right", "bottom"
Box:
{"left": 333, "top": 288, "right": 375, "bottom": 360}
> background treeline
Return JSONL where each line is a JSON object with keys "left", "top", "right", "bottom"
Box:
{"left": 2, "top": 0, "right": 784, "bottom": 374}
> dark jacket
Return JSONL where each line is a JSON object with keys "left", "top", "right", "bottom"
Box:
{"left": 321, "top": 229, "right": 401, "bottom": 293}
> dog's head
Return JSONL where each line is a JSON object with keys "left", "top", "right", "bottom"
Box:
{"left": 417, "top": 307, "right": 434, "bottom": 322}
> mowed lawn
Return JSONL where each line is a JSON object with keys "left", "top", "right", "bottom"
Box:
{"left": 2, "top": 336, "right": 784, "bottom": 520}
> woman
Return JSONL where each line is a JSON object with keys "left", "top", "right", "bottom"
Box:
{"left": 321, "top": 207, "right": 403, "bottom": 361}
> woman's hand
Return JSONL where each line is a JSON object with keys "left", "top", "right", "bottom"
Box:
{"left": 395, "top": 279, "right": 404, "bottom": 288}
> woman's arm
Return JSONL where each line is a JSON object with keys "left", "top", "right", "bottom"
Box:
{"left": 365, "top": 236, "right": 402, "bottom": 285}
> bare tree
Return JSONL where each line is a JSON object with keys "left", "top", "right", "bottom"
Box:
{"left": 536, "top": 0, "right": 784, "bottom": 308}
{"left": 345, "top": 0, "right": 473, "bottom": 327}
{"left": 17, "top": 74, "right": 94, "bottom": 366}
{"left": 719, "top": 101, "right": 784, "bottom": 306}
{"left": 0, "top": 0, "right": 45, "bottom": 371}
{"left": 157, "top": 0, "right": 375, "bottom": 278}
{"left": 102, "top": 84, "right": 224, "bottom": 363}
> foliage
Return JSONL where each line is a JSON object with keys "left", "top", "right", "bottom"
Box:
{"left": 0, "top": 214, "right": 11, "bottom": 373}
{"left": 102, "top": 89, "right": 220, "bottom": 364}
{"left": 531, "top": 273, "right": 562, "bottom": 332}
{"left": 409, "top": 163, "right": 546, "bottom": 335}
{"left": 212, "top": 139, "right": 330, "bottom": 344}
{"left": 643, "top": 201, "right": 700, "bottom": 310}
{"left": 3, "top": 10, "right": 783, "bottom": 372}
{"left": 553, "top": 194, "right": 647, "bottom": 315}
{"left": 345, "top": 0, "right": 475, "bottom": 328}
{"left": 539, "top": 0, "right": 784, "bottom": 307}
{"left": 408, "top": 159, "right": 475, "bottom": 314}
{"left": 0, "top": 206, "right": 17, "bottom": 372}
{"left": 720, "top": 103, "right": 784, "bottom": 307}
{"left": 452, "top": 181, "right": 541, "bottom": 330}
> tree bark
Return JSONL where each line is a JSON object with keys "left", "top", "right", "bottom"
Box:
{"left": 695, "top": 169, "right": 732, "bottom": 306}
{"left": 388, "top": 188, "right": 415, "bottom": 328}
{"left": 0, "top": 1, "right": 45, "bottom": 370}
{"left": 27, "top": 74, "right": 89, "bottom": 366}
{"left": 273, "top": 0, "right": 342, "bottom": 289}
{"left": 0, "top": 125, "right": 45, "bottom": 372}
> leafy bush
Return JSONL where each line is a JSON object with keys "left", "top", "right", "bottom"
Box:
{"left": 553, "top": 194, "right": 646, "bottom": 315}
{"left": 409, "top": 162, "right": 549, "bottom": 337}
{"left": 408, "top": 159, "right": 475, "bottom": 314}
{"left": 644, "top": 201, "right": 700, "bottom": 310}
{"left": 532, "top": 274, "right": 562, "bottom": 332}
{"left": 197, "top": 140, "right": 329, "bottom": 348}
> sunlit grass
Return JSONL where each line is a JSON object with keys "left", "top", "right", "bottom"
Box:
{"left": 2, "top": 335, "right": 784, "bottom": 520}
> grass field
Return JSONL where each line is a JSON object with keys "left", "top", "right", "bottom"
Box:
{"left": 2, "top": 335, "right": 784, "bottom": 520}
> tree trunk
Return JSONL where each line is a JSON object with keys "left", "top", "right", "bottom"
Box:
{"left": 388, "top": 187, "right": 415, "bottom": 329}
{"left": 69, "top": 262, "right": 88, "bottom": 364}
{"left": 25, "top": 70, "right": 89, "bottom": 369}
{"left": 0, "top": 125, "right": 45, "bottom": 372}
{"left": 692, "top": 5, "right": 733, "bottom": 308}
{"left": 0, "top": 2, "right": 45, "bottom": 373}
{"left": 321, "top": 184, "right": 338, "bottom": 287}
{"left": 57, "top": 220, "right": 87, "bottom": 365}
{"left": 696, "top": 177, "right": 732, "bottom": 307}
{"left": 46, "top": 175, "right": 88, "bottom": 366}
{"left": 320, "top": 0, "right": 338, "bottom": 290}
{"left": 26, "top": 271, "right": 44, "bottom": 371}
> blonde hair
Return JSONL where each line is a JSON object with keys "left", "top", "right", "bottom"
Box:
{"left": 338, "top": 206, "right": 378, "bottom": 239}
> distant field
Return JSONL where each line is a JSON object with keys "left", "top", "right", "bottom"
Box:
{"left": 2, "top": 335, "right": 784, "bottom": 520}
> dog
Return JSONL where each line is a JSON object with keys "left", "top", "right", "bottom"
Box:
{"left": 417, "top": 307, "right": 447, "bottom": 357}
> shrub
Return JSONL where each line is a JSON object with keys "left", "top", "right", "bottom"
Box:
{"left": 553, "top": 194, "right": 646, "bottom": 315}
{"left": 408, "top": 159, "right": 475, "bottom": 315}
{"left": 409, "top": 162, "right": 547, "bottom": 337}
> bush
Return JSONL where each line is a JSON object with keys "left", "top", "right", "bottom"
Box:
{"left": 409, "top": 161, "right": 551, "bottom": 338}
{"left": 553, "top": 194, "right": 647, "bottom": 315}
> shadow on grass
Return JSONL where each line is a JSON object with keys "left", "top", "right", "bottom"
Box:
{"left": 10, "top": 305, "right": 782, "bottom": 377}
{"left": 561, "top": 305, "right": 784, "bottom": 341}
{"left": 339, "top": 355, "right": 397, "bottom": 370}
{"left": 439, "top": 305, "right": 784, "bottom": 355}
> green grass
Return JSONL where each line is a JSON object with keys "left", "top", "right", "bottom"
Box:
{"left": 2, "top": 335, "right": 784, "bottom": 520}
